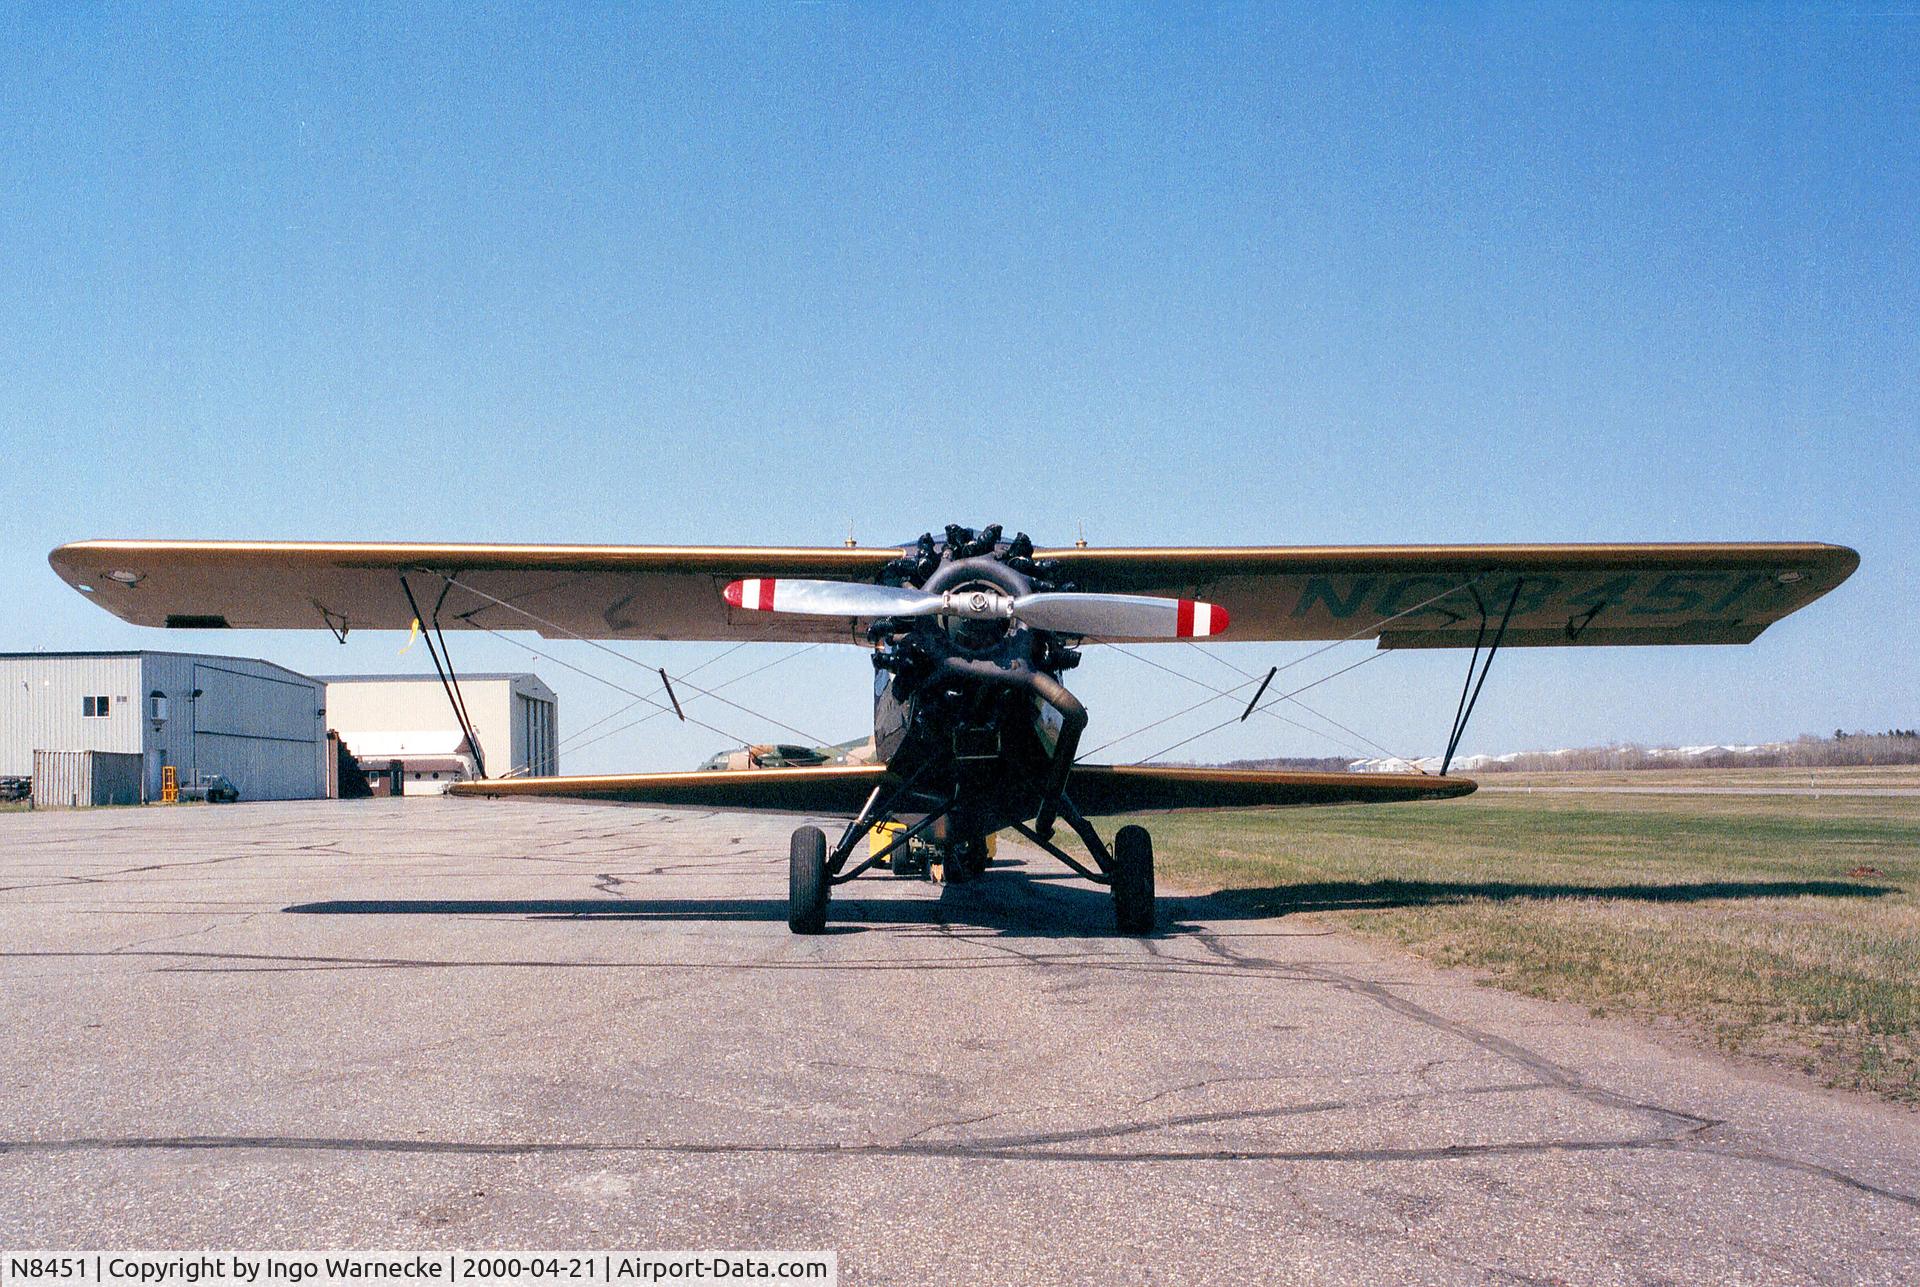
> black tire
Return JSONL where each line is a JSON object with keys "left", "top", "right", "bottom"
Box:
{"left": 788, "top": 825, "right": 830, "bottom": 934}
{"left": 961, "top": 837, "right": 992, "bottom": 877}
{"left": 1112, "top": 825, "right": 1155, "bottom": 935}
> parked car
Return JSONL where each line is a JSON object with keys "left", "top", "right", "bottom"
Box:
{"left": 178, "top": 773, "right": 240, "bottom": 804}
{"left": 0, "top": 776, "right": 29, "bottom": 803}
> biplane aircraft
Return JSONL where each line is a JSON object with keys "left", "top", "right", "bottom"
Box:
{"left": 50, "top": 528, "right": 1857, "bottom": 934}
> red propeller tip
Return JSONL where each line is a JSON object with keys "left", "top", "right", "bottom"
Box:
{"left": 723, "top": 579, "right": 777, "bottom": 610}
{"left": 1177, "top": 599, "right": 1229, "bottom": 637}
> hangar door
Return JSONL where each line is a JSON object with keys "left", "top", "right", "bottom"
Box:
{"left": 192, "top": 663, "right": 324, "bottom": 800}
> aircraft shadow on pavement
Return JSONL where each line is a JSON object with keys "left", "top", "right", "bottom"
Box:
{"left": 1224, "top": 876, "right": 1894, "bottom": 915}
{"left": 283, "top": 868, "right": 1892, "bottom": 938}
{"left": 285, "top": 877, "right": 1136, "bottom": 938}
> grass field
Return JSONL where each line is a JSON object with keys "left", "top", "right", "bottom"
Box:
{"left": 1483, "top": 764, "right": 1920, "bottom": 790}
{"left": 1133, "top": 781, "right": 1920, "bottom": 1102}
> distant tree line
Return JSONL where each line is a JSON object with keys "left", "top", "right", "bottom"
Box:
{"left": 1472, "top": 730, "right": 1920, "bottom": 773}
{"left": 1214, "top": 756, "right": 1355, "bottom": 773}
{"left": 1204, "top": 731, "right": 1920, "bottom": 774}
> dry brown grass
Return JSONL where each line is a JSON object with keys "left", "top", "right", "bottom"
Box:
{"left": 1129, "top": 788, "right": 1920, "bottom": 1101}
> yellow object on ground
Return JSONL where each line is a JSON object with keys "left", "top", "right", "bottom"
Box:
{"left": 870, "top": 821, "right": 998, "bottom": 863}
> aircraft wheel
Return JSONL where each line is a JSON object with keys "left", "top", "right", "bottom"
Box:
{"left": 1112, "top": 825, "right": 1155, "bottom": 935}
{"left": 789, "top": 826, "right": 830, "bottom": 934}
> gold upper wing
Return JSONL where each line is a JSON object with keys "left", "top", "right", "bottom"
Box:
{"left": 1035, "top": 541, "right": 1858, "bottom": 647}
{"left": 48, "top": 539, "right": 897, "bottom": 643}
{"left": 50, "top": 538, "right": 1856, "bottom": 647}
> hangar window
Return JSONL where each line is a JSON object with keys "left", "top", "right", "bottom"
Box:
{"left": 83, "top": 695, "right": 111, "bottom": 717}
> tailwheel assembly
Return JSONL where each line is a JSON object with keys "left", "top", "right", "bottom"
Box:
{"left": 930, "top": 837, "right": 990, "bottom": 885}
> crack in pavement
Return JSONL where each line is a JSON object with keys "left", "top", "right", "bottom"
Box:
{"left": 0, "top": 947, "right": 1305, "bottom": 979}
{"left": 1184, "top": 928, "right": 1920, "bottom": 1214}
{"left": 7, "top": 1126, "right": 1912, "bottom": 1210}
{"left": 902, "top": 1079, "right": 1551, "bottom": 1152}
{"left": 108, "top": 912, "right": 261, "bottom": 955}
{"left": 1190, "top": 930, "right": 1717, "bottom": 1131}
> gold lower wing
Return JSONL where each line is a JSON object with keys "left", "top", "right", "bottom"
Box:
{"left": 446, "top": 764, "right": 1473, "bottom": 816}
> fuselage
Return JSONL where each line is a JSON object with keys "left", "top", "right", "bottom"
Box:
{"left": 867, "top": 537, "right": 1086, "bottom": 848}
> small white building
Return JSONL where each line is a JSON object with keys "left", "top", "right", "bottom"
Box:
{"left": 320, "top": 673, "right": 557, "bottom": 794}
{"left": 335, "top": 730, "right": 478, "bottom": 795}
{"left": 0, "top": 651, "right": 330, "bottom": 802}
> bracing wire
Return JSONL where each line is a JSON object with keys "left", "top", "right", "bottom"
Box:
{"left": 463, "top": 620, "right": 762, "bottom": 750}
{"left": 489, "top": 638, "right": 780, "bottom": 778}
{"left": 1133, "top": 648, "right": 1400, "bottom": 765}
{"left": 1102, "top": 644, "right": 1380, "bottom": 762}
{"left": 559, "top": 644, "right": 825, "bottom": 763}
{"left": 545, "top": 637, "right": 762, "bottom": 760}
{"left": 433, "top": 574, "right": 833, "bottom": 746}
{"left": 1179, "top": 641, "right": 1425, "bottom": 768}
{"left": 1084, "top": 576, "right": 1482, "bottom": 761}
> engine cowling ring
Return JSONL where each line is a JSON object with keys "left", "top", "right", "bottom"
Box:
{"left": 920, "top": 555, "right": 1033, "bottom": 658}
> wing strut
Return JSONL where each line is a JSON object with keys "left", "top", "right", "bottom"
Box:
{"left": 399, "top": 574, "right": 489, "bottom": 780}
{"left": 1440, "top": 579, "right": 1522, "bottom": 776}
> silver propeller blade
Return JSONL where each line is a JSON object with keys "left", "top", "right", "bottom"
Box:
{"left": 723, "top": 579, "right": 944, "bottom": 617}
{"left": 1011, "top": 592, "right": 1229, "bottom": 638}
{"left": 724, "top": 579, "right": 1229, "bottom": 638}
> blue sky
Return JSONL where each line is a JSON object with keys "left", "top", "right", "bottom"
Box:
{"left": 2, "top": 4, "right": 1913, "bottom": 772}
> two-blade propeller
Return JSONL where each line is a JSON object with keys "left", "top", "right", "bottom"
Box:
{"left": 722, "top": 579, "right": 1229, "bottom": 639}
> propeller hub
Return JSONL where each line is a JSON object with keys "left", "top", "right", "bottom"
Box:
{"left": 922, "top": 557, "right": 1033, "bottom": 660}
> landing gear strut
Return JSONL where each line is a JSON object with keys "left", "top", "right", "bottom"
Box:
{"left": 1011, "top": 803, "right": 1157, "bottom": 936}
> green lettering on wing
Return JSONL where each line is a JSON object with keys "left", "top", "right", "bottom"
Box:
{"left": 1293, "top": 576, "right": 1374, "bottom": 619}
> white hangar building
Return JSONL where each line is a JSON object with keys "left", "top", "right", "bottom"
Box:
{"left": 320, "top": 673, "right": 558, "bottom": 794}
{"left": 0, "top": 651, "right": 330, "bottom": 802}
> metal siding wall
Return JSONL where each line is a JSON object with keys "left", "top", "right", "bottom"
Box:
{"left": 31, "top": 749, "right": 142, "bottom": 807}
{"left": 327, "top": 678, "right": 519, "bottom": 774}
{"left": 31, "top": 749, "right": 89, "bottom": 807}
{"left": 0, "top": 654, "right": 325, "bottom": 801}
{"left": 542, "top": 687, "right": 558, "bottom": 775}
{"left": 193, "top": 663, "right": 317, "bottom": 740}
{"left": 522, "top": 694, "right": 556, "bottom": 775}
{"left": 90, "top": 750, "right": 143, "bottom": 804}
{"left": 140, "top": 654, "right": 194, "bottom": 801}
{"left": 509, "top": 675, "right": 558, "bottom": 775}
{"left": 511, "top": 692, "right": 529, "bottom": 773}
{"left": 321, "top": 675, "right": 559, "bottom": 777}
{"left": 191, "top": 732, "right": 322, "bottom": 801}
{"left": 0, "top": 657, "right": 143, "bottom": 776}
{"left": 469, "top": 680, "right": 511, "bottom": 776}
{"left": 188, "top": 659, "right": 325, "bottom": 800}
